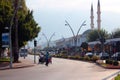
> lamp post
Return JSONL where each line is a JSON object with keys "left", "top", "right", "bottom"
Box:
{"left": 14, "top": 0, "right": 19, "bottom": 62}
{"left": 9, "top": 4, "right": 17, "bottom": 68}
{"left": 9, "top": 0, "right": 21, "bottom": 68}
{"left": 34, "top": 39, "right": 37, "bottom": 63}
{"left": 42, "top": 33, "right": 55, "bottom": 50}
{"left": 65, "top": 20, "right": 86, "bottom": 51}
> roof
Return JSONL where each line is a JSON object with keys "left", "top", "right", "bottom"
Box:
{"left": 82, "top": 29, "right": 92, "bottom": 35}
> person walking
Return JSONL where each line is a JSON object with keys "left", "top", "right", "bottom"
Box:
{"left": 49, "top": 55, "right": 52, "bottom": 64}
{"left": 45, "top": 51, "right": 50, "bottom": 66}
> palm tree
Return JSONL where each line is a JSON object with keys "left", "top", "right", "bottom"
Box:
{"left": 87, "top": 29, "right": 108, "bottom": 42}
{"left": 87, "top": 29, "right": 109, "bottom": 53}
{"left": 112, "top": 28, "right": 120, "bottom": 38}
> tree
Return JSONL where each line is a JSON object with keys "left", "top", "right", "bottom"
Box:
{"left": 112, "top": 28, "right": 120, "bottom": 38}
{"left": 0, "top": 0, "right": 13, "bottom": 56}
{"left": 18, "top": 10, "right": 40, "bottom": 48}
{"left": 81, "top": 42, "right": 88, "bottom": 51}
{"left": 0, "top": 0, "right": 41, "bottom": 62}
{"left": 13, "top": 0, "right": 40, "bottom": 62}
{"left": 87, "top": 29, "right": 108, "bottom": 53}
{"left": 87, "top": 29, "right": 108, "bottom": 42}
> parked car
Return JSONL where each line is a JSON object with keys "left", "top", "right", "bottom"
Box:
{"left": 85, "top": 52, "right": 93, "bottom": 58}
{"left": 93, "top": 52, "right": 100, "bottom": 56}
{"left": 111, "top": 52, "right": 120, "bottom": 61}
{"left": 19, "top": 49, "right": 28, "bottom": 57}
{"left": 99, "top": 52, "right": 109, "bottom": 60}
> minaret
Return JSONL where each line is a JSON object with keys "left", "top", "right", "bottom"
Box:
{"left": 90, "top": 3, "right": 94, "bottom": 30}
{"left": 97, "top": 0, "right": 101, "bottom": 31}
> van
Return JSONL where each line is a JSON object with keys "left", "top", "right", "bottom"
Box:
{"left": 19, "top": 49, "right": 28, "bottom": 57}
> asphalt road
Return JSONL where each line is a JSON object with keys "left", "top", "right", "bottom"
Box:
{"left": 0, "top": 55, "right": 119, "bottom": 80}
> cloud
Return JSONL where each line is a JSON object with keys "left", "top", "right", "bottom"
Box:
{"left": 103, "top": 6, "right": 120, "bottom": 13}
{"left": 101, "top": 0, "right": 120, "bottom": 13}
{"left": 26, "top": 0, "right": 120, "bottom": 13}
{"left": 26, "top": 0, "right": 92, "bottom": 11}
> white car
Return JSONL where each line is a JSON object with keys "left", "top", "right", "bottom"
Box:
{"left": 85, "top": 52, "right": 93, "bottom": 58}
{"left": 111, "top": 52, "right": 120, "bottom": 60}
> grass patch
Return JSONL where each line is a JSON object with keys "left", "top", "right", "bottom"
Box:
{"left": 0, "top": 57, "right": 10, "bottom": 62}
{"left": 99, "top": 63, "right": 108, "bottom": 67}
{"left": 115, "top": 74, "right": 120, "bottom": 80}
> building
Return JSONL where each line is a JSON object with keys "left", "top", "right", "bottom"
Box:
{"left": 55, "top": 29, "right": 92, "bottom": 48}
{"left": 55, "top": 0, "right": 101, "bottom": 48}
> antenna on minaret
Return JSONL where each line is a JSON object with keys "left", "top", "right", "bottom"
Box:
{"left": 90, "top": 3, "right": 94, "bottom": 30}
{"left": 97, "top": 0, "right": 101, "bottom": 31}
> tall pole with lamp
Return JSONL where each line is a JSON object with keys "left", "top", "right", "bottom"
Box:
{"left": 9, "top": 0, "right": 22, "bottom": 68}
{"left": 9, "top": 0, "right": 18, "bottom": 68}
{"left": 34, "top": 39, "right": 37, "bottom": 63}
{"left": 42, "top": 33, "right": 55, "bottom": 50}
{"left": 65, "top": 20, "right": 86, "bottom": 53}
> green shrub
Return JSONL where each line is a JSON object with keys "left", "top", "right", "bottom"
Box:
{"left": 91, "top": 56, "right": 100, "bottom": 62}
{"left": 106, "top": 59, "right": 113, "bottom": 65}
{"left": 74, "top": 55, "right": 81, "bottom": 60}
{"left": 68, "top": 56, "right": 77, "bottom": 60}
{"left": 0, "top": 57, "right": 10, "bottom": 62}
{"left": 79, "top": 57, "right": 84, "bottom": 60}
{"left": 84, "top": 56, "right": 91, "bottom": 61}
{"left": 113, "top": 61, "right": 119, "bottom": 66}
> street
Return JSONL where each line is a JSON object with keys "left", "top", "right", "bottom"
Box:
{"left": 0, "top": 55, "right": 119, "bottom": 80}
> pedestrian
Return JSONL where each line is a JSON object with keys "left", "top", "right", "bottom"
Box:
{"left": 45, "top": 51, "right": 50, "bottom": 66}
{"left": 49, "top": 54, "right": 52, "bottom": 64}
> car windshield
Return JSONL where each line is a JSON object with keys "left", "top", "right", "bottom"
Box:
{"left": 20, "top": 49, "right": 28, "bottom": 53}
{"left": 99, "top": 52, "right": 108, "bottom": 56}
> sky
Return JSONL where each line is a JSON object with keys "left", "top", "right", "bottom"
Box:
{"left": 26, "top": 0, "right": 120, "bottom": 47}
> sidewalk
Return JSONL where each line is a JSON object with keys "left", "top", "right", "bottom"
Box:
{"left": 0, "top": 57, "right": 36, "bottom": 70}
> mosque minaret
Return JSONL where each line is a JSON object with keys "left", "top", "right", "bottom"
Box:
{"left": 97, "top": 0, "right": 101, "bottom": 30}
{"left": 90, "top": 3, "right": 94, "bottom": 30}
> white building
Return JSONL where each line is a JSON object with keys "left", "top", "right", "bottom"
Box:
{"left": 55, "top": 29, "right": 92, "bottom": 48}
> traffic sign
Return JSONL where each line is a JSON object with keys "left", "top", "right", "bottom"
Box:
{"left": 2, "top": 33, "right": 9, "bottom": 47}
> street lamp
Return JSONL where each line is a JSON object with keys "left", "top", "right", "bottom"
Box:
{"left": 65, "top": 20, "right": 86, "bottom": 47}
{"left": 9, "top": 0, "right": 22, "bottom": 68}
{"left": 34, "top": 39, "right": 37, "bottom": 63}
{"left": 42, "top": 33, "right": 55, "bottom": 49}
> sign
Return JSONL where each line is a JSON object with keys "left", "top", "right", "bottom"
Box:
{"left": 34, "top": 40, "right": 37, "bottom": 47}
{"left": 2, "top": 33, "right": 9, "bottom": 47}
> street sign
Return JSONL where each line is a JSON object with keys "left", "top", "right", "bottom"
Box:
{"left": 2, "top": 33, "right": 9, "bottom": 47}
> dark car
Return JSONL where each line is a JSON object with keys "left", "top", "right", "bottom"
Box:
{"left": 99, "top": 52, "right": 109, "bottom": 60}
{"left": 111, "top": 52, "right": 120, "bottom": 61}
